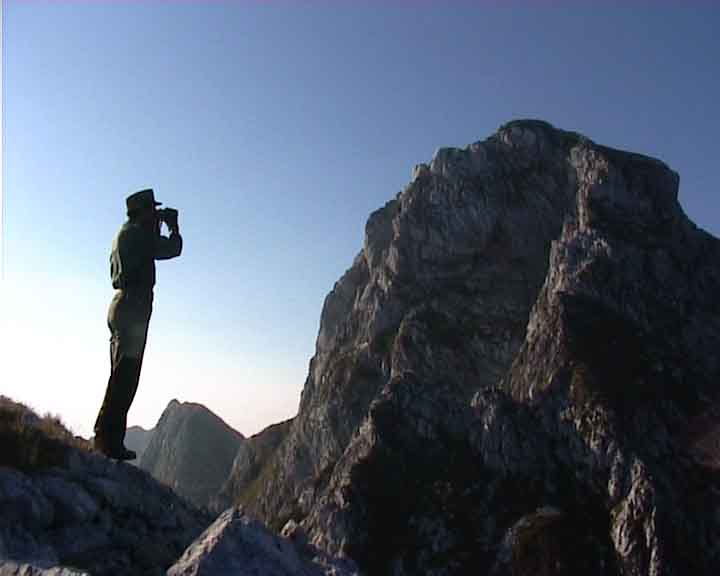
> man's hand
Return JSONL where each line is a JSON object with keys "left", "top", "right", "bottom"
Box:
{"left": 168, "top": 213, "right": 179, "bottom": 235}
{"left": 159, "top": 208, "right": 180, "bottom": 235}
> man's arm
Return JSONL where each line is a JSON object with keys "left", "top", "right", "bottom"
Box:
{"left": 154, "top": 215, "right": 182, "bottom": 260}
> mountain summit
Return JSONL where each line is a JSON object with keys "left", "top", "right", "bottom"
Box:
{"left": 138, "top": 399, "right": 245, "bottom": 509}
{"left": 223, "top": 120, "right": 720, "bottom": 574}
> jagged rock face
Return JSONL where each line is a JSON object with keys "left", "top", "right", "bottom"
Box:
{"left": 0, "top": 447, "right": 209, "bottom": 575}
{"left": 232, "top": 120, "right": 720, "bottom": 574}
{"left": 124, "top": 425, "right": 154, "bottom": 462}
{"left": 138, "top": 399, "right": 245, "bottom": 509}
{"left": 232, "top": 120, "right": 576, "bottom": 526}
{"left": 488, "top": 141, "right": 720, "bottom": 575}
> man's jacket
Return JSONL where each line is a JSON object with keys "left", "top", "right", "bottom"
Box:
{"left": 110, "top": 220, "right": 183, "bottom": 294}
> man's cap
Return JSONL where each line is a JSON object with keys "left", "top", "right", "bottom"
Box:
{"left": 126, "top": 188, "right": 162, "bottom": 213}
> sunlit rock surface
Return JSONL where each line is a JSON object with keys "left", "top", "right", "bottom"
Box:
{"left": 167, "top": 506, "right": 358, "bottom": 576}
{"left": 224, "top": 120, "right": 720, "bottom": 575}
{"left": 138, "top": 399, "right": 245, "bottom": 509}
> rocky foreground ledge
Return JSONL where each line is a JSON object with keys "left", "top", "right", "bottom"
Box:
{"left": 0, "top": 441, "right": 206, "bottom": 575}
{"left": 0, "top": 400, "right": 357, "bottom": 575}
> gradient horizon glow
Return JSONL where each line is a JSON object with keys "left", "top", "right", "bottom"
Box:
{"left": 2, "top": 1, "right": 719, "bottom": 438}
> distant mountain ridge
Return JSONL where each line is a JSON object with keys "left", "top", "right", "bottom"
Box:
{"left": 124, "top": 425, "right": 154, "bottom": 461}
{"left": 138, "top": 399, "right": 245, "bottom": 509}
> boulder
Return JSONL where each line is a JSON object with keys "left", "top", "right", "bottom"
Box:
{"left": 167, "top": 507, "right": 358, "bottom": 576}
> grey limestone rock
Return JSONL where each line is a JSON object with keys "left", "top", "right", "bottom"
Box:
{"left": 138, "top": 399, "right": 245, "bottom": 510}
{"left": 224, "top": 120, "right": 720, "bottom": 575}
{"left": 167, "top": 506, "right": 358, "bottom": 576}
{"left": 0, "top": 436, "right": 210, "bottom": 576}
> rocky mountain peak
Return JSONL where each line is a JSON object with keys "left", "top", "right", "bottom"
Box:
{"left": 138, "top": 400, "right": 245, "bottom": 509}
{"left": 223, "top": 119, "right": 720, "bottom": 574}
{"left": 124, "top": 425, "right": 154, "bottom": 462}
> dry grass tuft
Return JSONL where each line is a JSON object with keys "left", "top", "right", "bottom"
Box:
{"left": 0, "top": 396, "right": 92, "bottom": 472}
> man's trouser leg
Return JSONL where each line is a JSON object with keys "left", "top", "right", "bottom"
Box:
{"left": 94, "top": 292, "right": 151, "bottom": 456}
{"left": 114, "top": 355, "right": 143, "bottom": 450}
{"left": 94, "top": 356, "right": 143, "bottom": 454}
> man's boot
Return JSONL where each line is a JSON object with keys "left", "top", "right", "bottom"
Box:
{"left": 114, "top": 447, "right": 137, "bottom": 461}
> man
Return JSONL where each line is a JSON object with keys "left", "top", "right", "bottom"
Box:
{"left": 94, "top": 188, "right": 182, "bottom": 460}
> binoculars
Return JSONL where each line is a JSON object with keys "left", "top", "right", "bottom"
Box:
{"left": 156, "top": 207, "right": 179, "bottom": 223}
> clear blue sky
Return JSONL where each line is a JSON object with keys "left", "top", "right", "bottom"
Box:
{"left": 2, "top": 1, "right": 719, "bottom": 438}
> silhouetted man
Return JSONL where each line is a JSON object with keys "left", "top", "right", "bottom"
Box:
{"left": 94, "top": 189, "right": 182, "bottom": 460}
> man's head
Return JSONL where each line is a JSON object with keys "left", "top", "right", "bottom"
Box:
{"left": 126, "top": 189, "right": 162, "bottom": 224}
